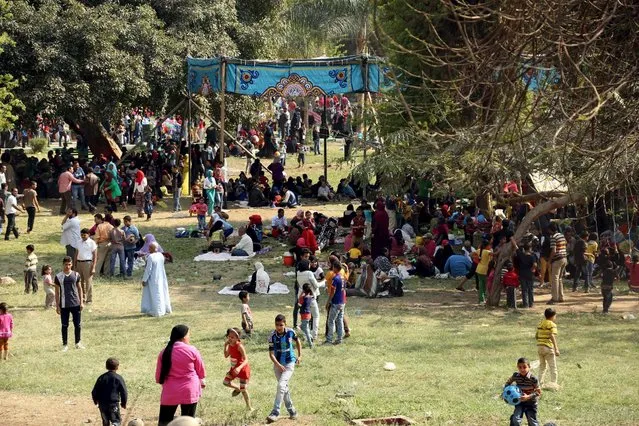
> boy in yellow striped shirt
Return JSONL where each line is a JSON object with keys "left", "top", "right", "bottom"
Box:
{"left": 536, "top": 308, "right": 560, "bottom": 389}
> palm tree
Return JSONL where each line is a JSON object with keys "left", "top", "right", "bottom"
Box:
{"left": 283, "top": 0, "right": 372, "bottom": 57}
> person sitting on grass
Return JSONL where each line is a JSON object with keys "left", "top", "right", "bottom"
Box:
{"left": 231, "top": 227, "right": 254, "bottom": 257}
{"left": 278, "top": 185, "right": 298, "bottom": 208}
{"left": 271, "top": 208, "right": 288, "bottom": 239}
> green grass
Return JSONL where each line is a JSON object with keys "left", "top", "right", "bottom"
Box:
{"left": 0, "top": 200, "right": 638, "bottom": 426}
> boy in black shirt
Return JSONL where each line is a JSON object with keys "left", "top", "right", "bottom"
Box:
{"left": 514, "top": 241, "right": 537, "bottom": 308}
{"left": 91, "top": 357, "right": 128, "bottom": 426}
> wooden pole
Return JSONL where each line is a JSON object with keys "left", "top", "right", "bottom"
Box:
{"left": 219, "top": 58, "right": 227, "bottom": 164}
{"left": 187, "top": 93, "right": 192, "bottom": 194}
{"left": 323, "top": 95, "right": 328, "bottom": 180}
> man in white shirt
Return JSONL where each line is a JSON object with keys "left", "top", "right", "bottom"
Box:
{"left": 317, "top": 181, "right": 332, "bottom": 202}
{"left": 4, "top": 187, "right": 22, "bottom": 240}
{"left": 271, "top": 208, "right": 288, "bottom": 238}
{"left": 75, "top": 228, "right": 97, "bottom": 304}
{"left": 60, "top": 209, "right": 81, "bottom": 261}
{"left": 231, "top": 226, "right": 254, "bottom": 256}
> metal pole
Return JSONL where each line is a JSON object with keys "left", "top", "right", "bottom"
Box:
{"left": 323, "top": 95, "right": 328, "bottom": 180}
{"left": 219, "top": 58, "right": 227, "bottom": 164}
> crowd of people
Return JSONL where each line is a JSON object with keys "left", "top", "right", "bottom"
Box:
{"left": 2, "top": 97, "right": 639, "bottom": 426}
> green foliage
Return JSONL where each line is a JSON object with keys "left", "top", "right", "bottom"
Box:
{"left": 29, "top": 137, "right": 48, "bottom": 154}
{"left": 0, "top": 0, "right": 283, "bottom": 130}
{"left": 0, "top": 0, "right": 24, "bottom": 130}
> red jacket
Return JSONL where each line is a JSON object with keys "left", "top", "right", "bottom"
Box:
{"left": 502, "top": 270, "right": 520, "bottom": 287}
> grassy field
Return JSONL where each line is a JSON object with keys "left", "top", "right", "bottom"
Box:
{"left": 0, "top": 196, "right": 638, "bottom": 425}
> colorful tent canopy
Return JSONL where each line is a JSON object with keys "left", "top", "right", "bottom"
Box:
{"left": 187, "top": 55, "right": 393, "bottom": 97}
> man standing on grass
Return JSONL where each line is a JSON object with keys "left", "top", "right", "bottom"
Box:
{"left": 4, "top": 187, "right": 22, "bottom": 240}
{"left": 61, "top": 209, "right": 81, "bottom": 262}
{"left": 58, "top": 164, "right": 85, "bottom": 215}
{"left": 93, "top": 214, "right": 114, "bottom": 276}
{"left": 55, "top": 256, "right": 85, "bottom": 351}
{"left": 548, "top": 223, "right": 567, "bottom": 305}
{"left": 75, "top": 229, "right": 97, "bottom": 305}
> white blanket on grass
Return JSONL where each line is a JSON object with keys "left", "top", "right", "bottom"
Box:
{"left": 194, "top": 252, "right": 256, "bottom": 262}
{"left": 218, "top": 282, "right": 290, "bottom": 295}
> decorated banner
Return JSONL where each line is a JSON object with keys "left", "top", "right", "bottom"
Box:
{"left": 187, "top": 56, "right": 392, "bottom": 97}
{"left": 187, "top": 57, "right": 221, "bottom": 95}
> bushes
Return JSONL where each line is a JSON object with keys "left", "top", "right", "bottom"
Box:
{"left": 30, "top": 137, "right": 48, "bottom": 153}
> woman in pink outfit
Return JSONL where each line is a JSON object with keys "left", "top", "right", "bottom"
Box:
{"left": 155, "top": 325, "right": 206, "bottom": 426}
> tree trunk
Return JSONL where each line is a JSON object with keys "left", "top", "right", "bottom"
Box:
{"left": 68, "top": 118, "right": 122, "bottom": 160}
{"left": 476, "top": 191, "right": 493, "bottom": 216}
{"left": 487, "top": 192, "right": 584, "bottom": 306}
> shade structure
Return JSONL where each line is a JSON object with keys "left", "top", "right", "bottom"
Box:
{"left": 187, "top": 55, "right": 393, "bottom": 97}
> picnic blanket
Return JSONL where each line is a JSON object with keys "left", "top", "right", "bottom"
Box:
{"left": 218, "top": 282, "right": 290, "bottom": 295}
{"left": 194, "top": 252, "right": 256, "bottom": 262}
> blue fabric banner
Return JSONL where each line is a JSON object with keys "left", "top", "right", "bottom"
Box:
{"left": 187, "top": 57, "right": 221, "bottom": 95}
{"left": 187, "top": 56, "right": 392, "bottom": 97}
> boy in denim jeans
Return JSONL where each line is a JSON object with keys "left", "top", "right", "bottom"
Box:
{"left": 266, "top": 314, "right": 301, "bottom": 424}
{"left": 505, "top": 357, "right": 541, "bottom": 426}
{"left": 324, "top": 261, "right": 346, "bottom": 345}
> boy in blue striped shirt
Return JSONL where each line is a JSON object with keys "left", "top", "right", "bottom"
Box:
{"left": 266, "top": 314, "right": 302, "bottom": 424}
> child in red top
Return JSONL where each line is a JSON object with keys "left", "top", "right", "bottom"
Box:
{"left": 501, "top": 261, "right": 519, "bottom": 309}
{"left": 625, "top": 254, "right": 639, "bottom": 292}
{"left": 194, "top": 198, "right": 208, "bottom": 231}
{"left": 223, "top": 328, "right": 252, "bottom": 410}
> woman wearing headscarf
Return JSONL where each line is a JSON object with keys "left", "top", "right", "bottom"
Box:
{"left": 100, "top": 172, "right": 122, "bottom": 212}
{"left": 155, "top": 325, "right": 206, "bottom": 426}
{"left": 202, "top": 169, "right": 217, "bottom": 216}
{"left": 434, "top": 240, "right": 454, "bottom": 273}
{"left": 390, "top": 229, "right": 407, "bottom": 257}
{"left": 371, "top": 199, "right": 390, "bottom": 259}
{"left": 106, "top": 161, "right": 118, "bottom": 179}
{"left": 137, "top": 234, "right": 164, "bottom": 257}
{"left": 134, "top": 170, "right": 147, "bottom": 218}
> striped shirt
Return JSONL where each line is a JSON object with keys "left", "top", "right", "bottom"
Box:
{"left": 24, "top": 253, "right": 38, "bottom": 272}
{"left": 536, "top": 319, "right": 557, "bottom": 348}
{"left": 505, "top": 372, "right": 540, "bottom": 403}
{"left": 550, "top": 232, "right": 567, "bottom": 262}
{"left": 268, "top": 328, "right": 298, "bottom": 365}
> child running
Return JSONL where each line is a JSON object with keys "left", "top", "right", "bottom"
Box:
{"left": 266, "top": 314, "right": 301, "bottom": 424}
{"left": 42, "top": 264, "right": 56, "bottom": 308}
{"left": 0, "top": 302, "right": 13, "bottom": 360}
{"left": 504, "top": 357, "right": 542, "bottom": 426}
{"left": 238, "top": 291, "right": 253, "bottom": 336}
{"left": 91, "top": 357, "right": 128, "bottom": 426}
{"left": 223, "top": 328, "right": 253, "bottom": 411}
{"left": 24, "top": 244, "right": 38, "bottom": 294}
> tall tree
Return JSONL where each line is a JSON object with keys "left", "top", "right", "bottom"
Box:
{"left": 370, "top": 0, "right": 639, "bottom": 305}
{"left": 0, "top": 0, "right": 283, "bottom": 157}
{"left": 0, "top": 0, "right": 24, "bottom": 130}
